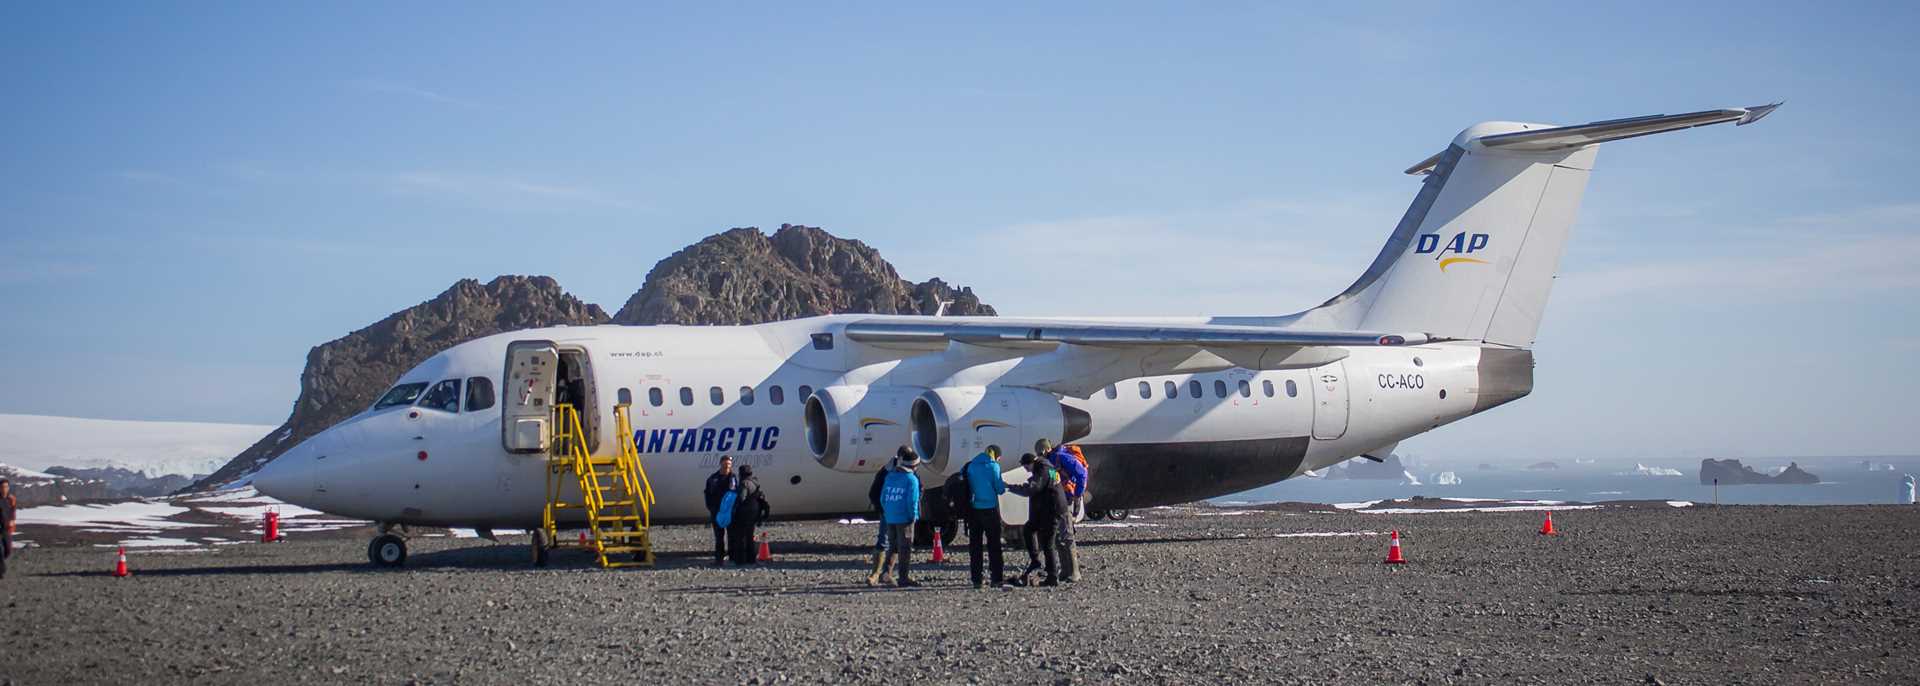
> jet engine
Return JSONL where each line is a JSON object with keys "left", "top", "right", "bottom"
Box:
{"left": 909, "top": 386, "right": 1092, "bottom": 474}
{"left": 803, "top": 385, "right": 920, "bottom": 472}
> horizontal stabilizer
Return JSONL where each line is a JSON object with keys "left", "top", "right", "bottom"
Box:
{"left": 1473, "top": 103, "right": 1782, "bottom": 153}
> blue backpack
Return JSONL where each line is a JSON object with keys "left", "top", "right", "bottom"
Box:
{"left": 715, "top": 490, "right": 738, "bottom": 528}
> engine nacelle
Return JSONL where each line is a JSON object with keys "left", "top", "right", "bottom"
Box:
{"left": 909, "top": 387, "right": 1092, "bottom": 474}
{"left": 804, "top": 385, "right": 920, "bottom": 472}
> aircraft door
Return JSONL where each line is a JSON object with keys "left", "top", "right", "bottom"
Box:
{"left": 503, "top": 341, "right": 559, "bottom": 454}
{"left": 1311, "top": 361, "right": 1349, "bottom": 440}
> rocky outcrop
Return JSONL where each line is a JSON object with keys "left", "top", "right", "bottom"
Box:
{"left": 612, "top": 224, "right": 994, "bottom": 325}
{"left": 189, "top": 276, "right": 609, "bottom": 490}
{"left": 1, "top": 463, "right": 114, "bottom": 506}
{"left": 45, "top": 466, "right": 200, "bottom": 499}
{"left": 1699, "top": 459, "right": 1821, "bottom": 485}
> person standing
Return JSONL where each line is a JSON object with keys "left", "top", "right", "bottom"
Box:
{"left": 1039, "top": 439, "right": 1089, "bottom": 583}
{"left": 866, "top": 450, "right": 903, "bottom": 565}
{"left": 727, "top": 465, "right": 764, "bottom": 565}
{"left": 703, "top": 456, "right": 737, "bottom": 566}
{"left": 1, "top": 479, "right": 15, "bottom": 579}
{"left": 963, "top": 446, "right": 1009, "bottom": 589}
{"left": 872, "top": 451, "right": 923, "bottom": 587}
{"left": 1007, "top": 454, "right": 1065, "bottom": 587}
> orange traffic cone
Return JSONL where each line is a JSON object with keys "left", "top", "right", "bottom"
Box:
{"left": 755, "top": 533, "right": 771, "bottom": 562}
{"left": 1539, "top": 512, "right": 1558, "bottom": 536}
{"left": 113, "top": 547, "right": 130, "bottom": 577}
{"left": 1383, "top": 530, "right": 1407, "bottom": 565}
{"left": 578, "top": 531, "right": 589, "bottom": 547}
{"left": 930, "top": 526, "right": 946, "bottom": 563}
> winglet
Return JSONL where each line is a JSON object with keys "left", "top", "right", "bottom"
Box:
{"left": 1738, "top": 102, "right": 1782, "bottom": 126}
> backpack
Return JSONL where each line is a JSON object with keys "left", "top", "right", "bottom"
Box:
{"left": 944, "top": 470, "right": 973, "bottom": 515}
{"left": 715, "top": 490, "right": 738, "bottom": 528}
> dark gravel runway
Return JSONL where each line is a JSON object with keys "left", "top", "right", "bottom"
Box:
{"left": 3, "top": 504, "right": 1917, "bottom": 684}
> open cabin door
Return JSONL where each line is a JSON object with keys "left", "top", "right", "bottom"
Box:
{"left": 503, "top": 341, "right": 559, "bottom": 453}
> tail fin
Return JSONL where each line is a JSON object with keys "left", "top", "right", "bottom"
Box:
{"left": 1282, "top": 104, "right": 1779, "bottom": 348}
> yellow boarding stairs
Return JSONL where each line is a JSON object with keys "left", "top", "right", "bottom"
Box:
{"left": 539, "top": 403, "right": 656, "bottom": 568}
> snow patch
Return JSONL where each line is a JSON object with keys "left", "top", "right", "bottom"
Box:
{"left": 1617, "top": 463, "right": 1684, "bottom": 477}
{"left": 17, "top": 500, "right": 209, "bottom": 530}
{"left": 1358, "top": 504, "right": 1602, "bottom": 514}
{"left": 1665, "top": 501, "right": 1695, "bottom": 508}
{"left": 1333, "top": 500, "right": 1383, "bottom": 510}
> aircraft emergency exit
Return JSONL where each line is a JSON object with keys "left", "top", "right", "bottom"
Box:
{"left": 252, "top": 103, "right": 1781, "bottom": 566}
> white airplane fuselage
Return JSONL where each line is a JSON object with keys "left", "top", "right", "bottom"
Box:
{"left": 255, "top": 317, "right": 1522, "bottom": 527}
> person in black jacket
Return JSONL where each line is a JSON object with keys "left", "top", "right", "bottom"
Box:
{"left": 727, "top": 465, "right": 765, "bottom": 565}
{"left": 703, "top": 456, "right": 736, "bottom": 566}
{"left": 1006, "top": 454, "right": 1066, "bottom": 586}
{"left": 1, "top": 478, "right": 15, "bottom": 579}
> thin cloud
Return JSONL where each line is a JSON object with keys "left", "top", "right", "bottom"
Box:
{"left": 378, "top": 171, "right": 635, "bottom": 211}
{"left": 345, "top": 78, "right": 483, "bottom": 109}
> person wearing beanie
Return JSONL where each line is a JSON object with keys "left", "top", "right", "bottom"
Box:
{"left": 1007, "top": 453, "right": 1066, "bottom": 586}
{"left": 963, "top": 445, "right": 1009, "bottom": 589}
{"left": 871, "top": 449, "right": 923, "bottom": 587}
{"left": 727, "top": 465, "right": 764, "bottom": 565}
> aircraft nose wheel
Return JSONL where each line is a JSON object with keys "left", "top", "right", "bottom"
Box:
{"left": 367, "top": 534, "right": 408, "bottom": 567}
{"left": 1111, "top": 509, "right": 1132, "bottom": 520}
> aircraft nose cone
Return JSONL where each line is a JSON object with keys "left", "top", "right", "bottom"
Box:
{"left": 251, "top": 453, "right": 305, "bottom": 501}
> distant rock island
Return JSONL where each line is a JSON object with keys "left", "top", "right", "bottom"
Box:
{"left": 1699, "top": 459, "right": 1820, "bottom": 485}
{"left": 190, "top": 224, "right": 994, "bottom": 491}
{"left": 1526, "top": 461, "right": 1559, "bottom": 470}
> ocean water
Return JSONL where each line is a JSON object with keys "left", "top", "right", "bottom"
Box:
{"left": 1223, "top": 455, "right": 1920, "bottom": 506}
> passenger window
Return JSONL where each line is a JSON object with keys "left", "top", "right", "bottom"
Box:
{"left": 1262, "top": 380, "right": 1275, "bottom": 398}
{"left": 373, "top": 382, "right": 429, "bottom": 410}
{"left": 1238, "top": 380, "right": 1251, "bottom": 397}
{"left": 1286, "top": 379, "right": 1298, "bottom": 398}
{"left": 1163, "top": 381, "right": 1177, "bottom": 399}
{"left": 1213, "top": 380, "right": 1228, "bottom": 398}
{"left": 740, "top": 386, "right": 755, "bottom": 406}
{"left": 465, "top": 377, "right": 496, "bottom": 412}
{"left": 1187, "top": 380, "right": 1202, "bottom": 399}
{"left": 679, "top": 387, "right": 694, "bottom": 406}
{"left": 1137, "top": 381, "right": 1151, "bottom": 399}
{"left": 710, "top": 386, "right": 724, "bottom": 406}
{"left": 420, "top": 379, "right": 462, "bottom": 413}
{"left": 798, "top": 385, "right": 813, "bottom": 400}
{"left": 770, "top": 385, "right": 785, "bottom": 405}
{"left": 811, "top": 333, "right": 834, "bottom": 350}
{"left": 1104, "top": 385, "right": 1117, "bottom": 400}
{"left": 648, "top": 388, "right": 664, "bottom": 407}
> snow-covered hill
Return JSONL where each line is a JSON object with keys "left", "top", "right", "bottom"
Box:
{"left": 0, "top": 414, "right": 272, "bottom": 478}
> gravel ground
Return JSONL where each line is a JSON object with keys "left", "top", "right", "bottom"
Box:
{"left": 3, "top": 504, "right": 1917, "bottom": 685}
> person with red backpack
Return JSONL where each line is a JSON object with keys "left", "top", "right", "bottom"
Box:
{"left": 1038, "top": 439, "right": 1089, "bottom": 583}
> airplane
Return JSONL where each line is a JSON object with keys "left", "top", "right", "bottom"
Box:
{"left": 252, "top": 103, "right": 1780, "bottom": 566}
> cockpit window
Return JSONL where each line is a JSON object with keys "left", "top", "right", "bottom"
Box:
{"left": 373, "top": 382, "right": 429, "bottom": 410}
{"left": 420, "top": 379, "right": 462, "bottom": 413}
{"left": 465, "top": 377, "right": 496, "bottom": 412}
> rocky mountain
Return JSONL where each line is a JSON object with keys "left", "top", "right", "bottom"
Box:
{"left": 1, "top": 463, "right": 114, "bottom": 507}
{"left": 45, "top": 466, "right": 200, "bottom": 498}
{"left": 188, "top": 276, "right": 611, "bottom": 490}
{"left": 190, "top": 226, "right": 994, "bottom": 491}
{"left": 1699, "top": 459, "right": 1821, "bottom": 485}
{"left": 612, "top": 224, "right": 994, "bottom": 324}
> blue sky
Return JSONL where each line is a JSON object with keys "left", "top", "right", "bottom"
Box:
{"left": 2, "top": 3, "right": 1915, "bottom": 462}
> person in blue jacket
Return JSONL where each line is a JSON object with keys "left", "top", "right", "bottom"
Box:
{"left": 869, "top": 449, "right": 924, "bottom": 587}
{"left": 1038, "top": 439, "right": 1088, "bottom": 582}
{"left": 963, "top": 445, "right": 1010, "bottom": 589}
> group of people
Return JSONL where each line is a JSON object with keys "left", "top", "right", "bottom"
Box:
{"left": 865, "top": 439, "right": 1090, "bottom": 589}
{"left": 701, "top": 456, "right": 771, "bottom": 566}
{"left": 697, "top": 440, "right": 1092, "bottom": 587}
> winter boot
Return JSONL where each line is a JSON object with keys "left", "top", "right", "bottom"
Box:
{"left": 866, "top": 555, "right": 892, "bottom": 587}
{"left": 1061, "top": 544, "right": 1081, "bottom": 583}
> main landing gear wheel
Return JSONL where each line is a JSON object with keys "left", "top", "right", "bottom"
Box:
{"left": 530, "top": 529, "right": 551, "bottom": 568}
{"left": 367, "top": 534, "right": 408, "bottom": 567}
{"left": 1088, "top": 510, "right": 1108, "bottom": 521}
{"left": 1111, "top": 509, "right": 1133, "bottom": 521}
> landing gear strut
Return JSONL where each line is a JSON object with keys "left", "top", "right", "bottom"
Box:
{"left": 367, "top": 533, "right": 408, "bottom": 567}
{"left": 530, "top": 528, "right": 551, "bottom": 567}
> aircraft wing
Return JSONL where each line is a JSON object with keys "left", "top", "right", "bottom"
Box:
{"left": 842, "top": 318, "right": 1431, "bottom": 397}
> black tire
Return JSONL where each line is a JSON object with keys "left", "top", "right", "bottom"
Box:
{"left": 1112, "top": 509, "right": 1132, "bottom": 521}
{"left": 367, "top": 534, "right": 407, "bottom": 568}
{"left": 1088, "top": 510, "right": 1108, "bottom": 521}
{"left": 530, "top": 529, "right": 550, "bottom": 567}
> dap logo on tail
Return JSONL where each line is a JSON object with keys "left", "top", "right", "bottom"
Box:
{"left": 1414, "top": 231, "right": 1490, "bottom": 271}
